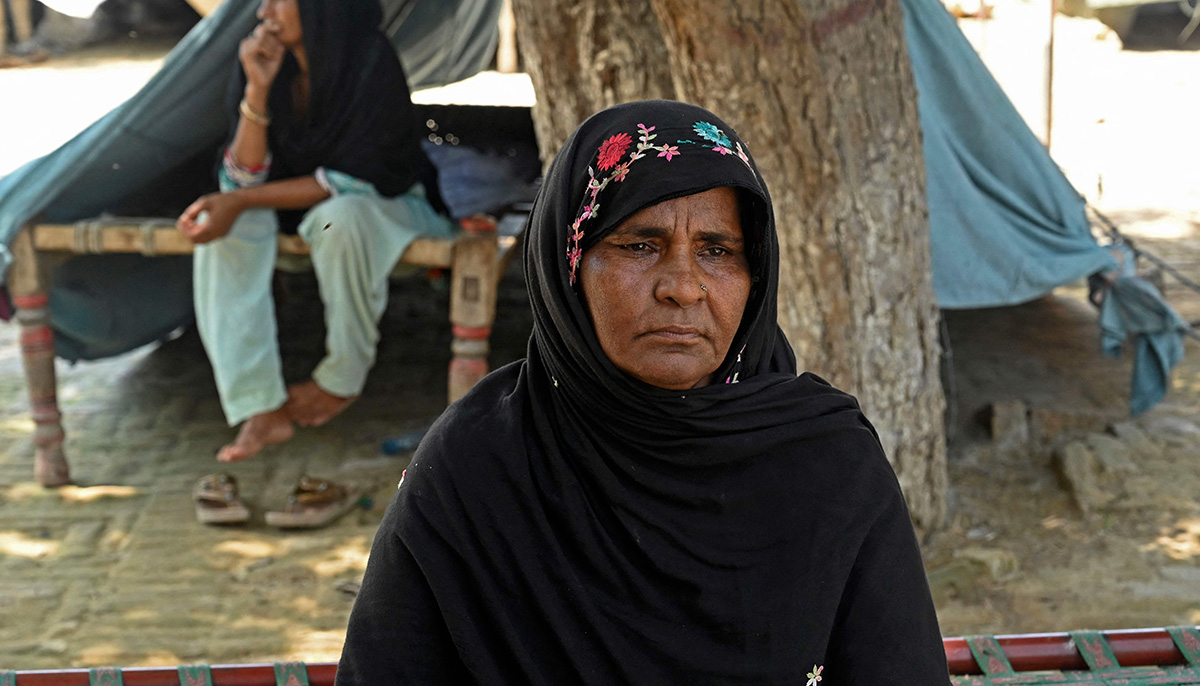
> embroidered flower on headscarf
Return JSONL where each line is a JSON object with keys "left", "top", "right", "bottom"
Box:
{"left": 611, "top": 162, "right": 632, "bottom": 183}
{"left": 693, "top": 121, "right": 732, "bottom": 149}
{"left": 806, "top": 665, "right": 824, "bottom": 686}
{"left": 657, "top": 144, "right": 680, "bottom": 161}
{"left": 597, "top": 132, "right": 633, "bottom": 171}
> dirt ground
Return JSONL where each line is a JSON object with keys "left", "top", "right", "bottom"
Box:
{"left": 0, "top": 0, "right": 1198, "bottom": 670}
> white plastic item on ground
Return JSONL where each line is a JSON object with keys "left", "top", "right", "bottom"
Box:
{"left": 36, "top": 0, "right": 104, "bottom": 19}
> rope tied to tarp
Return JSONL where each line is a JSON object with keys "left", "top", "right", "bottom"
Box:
{"left": 1089, "top": 204, "right": 1200, "bottom": 342}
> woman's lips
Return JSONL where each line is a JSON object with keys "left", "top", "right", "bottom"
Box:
{"left": 643, "top": 326, "right": 704, "bottom": 341}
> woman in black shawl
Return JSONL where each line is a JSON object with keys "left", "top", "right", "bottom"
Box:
{"left": 176, "top": 0, "right": 454, "bottom": 467}
{"left": 337, "top": 100, "right": 950, "bottom": 685}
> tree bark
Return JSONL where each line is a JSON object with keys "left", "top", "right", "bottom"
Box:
{"left": 510, "top": 0, "right": 675, "bottom": 167}
{"left": 514, "top": 0, "right": 947, "bottom": 535}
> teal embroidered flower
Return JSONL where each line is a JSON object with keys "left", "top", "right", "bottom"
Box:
{"left": 693, "top": 121, "right": 732, "bottom": 149}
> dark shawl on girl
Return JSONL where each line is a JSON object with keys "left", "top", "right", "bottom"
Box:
{"left": 223, "top": 0, "right": 443, "bottom": 232}
{"left": 337, "top": 100, "right": 949, "bottom": 685}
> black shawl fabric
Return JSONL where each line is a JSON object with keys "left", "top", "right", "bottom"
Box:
{"left": 337, "top": 100, "right": 950, "bottom": 685}
{"left": 223, "top": 0, "right": 442, "bottom": 230}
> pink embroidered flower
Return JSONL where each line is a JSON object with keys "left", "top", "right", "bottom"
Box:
{"left": 806, "top": 665, "right": 823, "bottom": 686}
{"left": 611, "top": 162, "right": 631, "bottom": 183}
{"left": 597, "top": 132, "right": 633, "bottom": 171}
{"left": 638, "top": 123, "right": 655, "bottom": 134}
{"left": 657, "top": 144, "right": 680, "bottom": 161}
{"left": 581, "top": 204, "right": 594, "bottom": 220}
{"left": 567, "top": 246, "right": 583, "bottom": 284}
{"left": 713, "top": 146, "right": 731, "bottom": 155}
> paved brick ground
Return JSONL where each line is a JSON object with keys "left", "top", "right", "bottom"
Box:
{"left": 0, "top": 265, "right": 534, "bottom": 669}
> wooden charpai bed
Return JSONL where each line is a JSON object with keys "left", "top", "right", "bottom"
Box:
{"left": 2, "top": 627, "right": 1199, "bottom": 684}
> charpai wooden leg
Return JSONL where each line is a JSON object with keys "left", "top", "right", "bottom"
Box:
{"left": 8, "top": 227, "right": 69, "bottom": 487}
{"left": 448, "top": 216, "right": 498, "bottom": 403}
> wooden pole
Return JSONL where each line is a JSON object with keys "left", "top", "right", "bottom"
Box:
{"left": 11, "top": 0, "right": 33, "bottom": 43}
{"left": 0, "top": 0, "right": 8, "bottom": 56}
{"left": 1046, "top": 0, "right": 1056, "bottom": 150}
{"left": 447, "top": 216, "right": 498, "bottom": 403}
{"left": 7, "top": 227, "right": 70, "bottom": 487}
{"left": 497, "top": 0, "right": 519, "bottom": 73}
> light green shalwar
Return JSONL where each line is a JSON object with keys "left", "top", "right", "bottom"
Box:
{"left": 194, "top": 172, "right": 456, "bottom": 426}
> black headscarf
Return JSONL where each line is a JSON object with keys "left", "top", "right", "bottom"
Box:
{"left": 338, "top": 100, "right": 949, "bottom": 685}
{"left": 224, "top": 0, "right": 443, "bottom": 229}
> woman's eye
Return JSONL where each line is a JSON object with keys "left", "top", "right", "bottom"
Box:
{"left": 621, "top": 242, "right": 651, "bottom": 252}
{"left": 704, "top": 246, "right": 730, "bottom": 257}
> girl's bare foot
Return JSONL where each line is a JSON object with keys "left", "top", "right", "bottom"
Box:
{"left": 286, "top": 380, "right": 357, "bottom": 427}
{"left": 217, "top": 408, "right": 295, "bottom": 462}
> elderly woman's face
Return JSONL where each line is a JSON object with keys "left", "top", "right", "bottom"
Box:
{"left": 580, "top": 187, "right": 751, "bottom": 390}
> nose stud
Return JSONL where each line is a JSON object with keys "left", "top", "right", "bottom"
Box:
{"left": 700, "top": 284, "right": 707, "bottom": 292}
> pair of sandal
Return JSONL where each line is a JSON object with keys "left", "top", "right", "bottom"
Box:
{"left": 193, "top": 473, "right": 365, "bottom": 529}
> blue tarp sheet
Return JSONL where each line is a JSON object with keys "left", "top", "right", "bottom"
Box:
{"left": 902, "top": 0, "right": 1187, "bottom": 413}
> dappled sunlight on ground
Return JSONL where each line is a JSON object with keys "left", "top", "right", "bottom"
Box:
{"left": 135, "top": 651, "right": 185, "bottom": 668}
{"left": 214, "top": 539, "right": 280, "bottom": 560}
{"left": 59, "top": 485, "right": 141, "bottom": 503}
{"left": 309, "top": 539, "right": 371, "bottom": 578}
{"left": 0, "top": 531, "right": 59, "bottom": 558}
{"left": 0, "top": 416, "right": 34, "bottom": 433}
{"left": 283, "top": 629, "right": 346, "bottom": 662}
{"left": 1144, "top": 517, "right": 1200, "bottom": 561}
{"left": 0, "top": 482, "right": 142, "bottom": 503}
{"left": 77, "top": 642, "right": 124, "bottom": 666}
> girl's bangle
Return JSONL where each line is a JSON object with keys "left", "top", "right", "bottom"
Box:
{"left": 239, "top": 99, "right": 271, "bottom": 126}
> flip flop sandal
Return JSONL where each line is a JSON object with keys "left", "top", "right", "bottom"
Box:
{"left": 265, "top": 475, "right": 364, "bottom": 529}
{"left": 194, "top": 473, "right": 251, "bottom": 525}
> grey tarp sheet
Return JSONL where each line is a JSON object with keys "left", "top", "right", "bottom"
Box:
{"left": 902, "top": 0, "right": 1187, "bottom": 413}
{"left": 0, "top": 0, "right": 501, "bottom": 360}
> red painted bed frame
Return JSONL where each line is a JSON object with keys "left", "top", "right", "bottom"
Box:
{"left": 3, "top": 627, "right": 1199, "bottom": 684}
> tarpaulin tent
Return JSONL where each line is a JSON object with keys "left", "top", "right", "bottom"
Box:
{"left": 902, "top": 0, "right": 1188, "bottom": 413}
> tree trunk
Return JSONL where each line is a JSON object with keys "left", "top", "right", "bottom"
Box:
{"left": 514, "top": 0, "right": 948, "bottom": 535}
{"left": 510, "top": 0, "right": 675, "bottom": 166}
